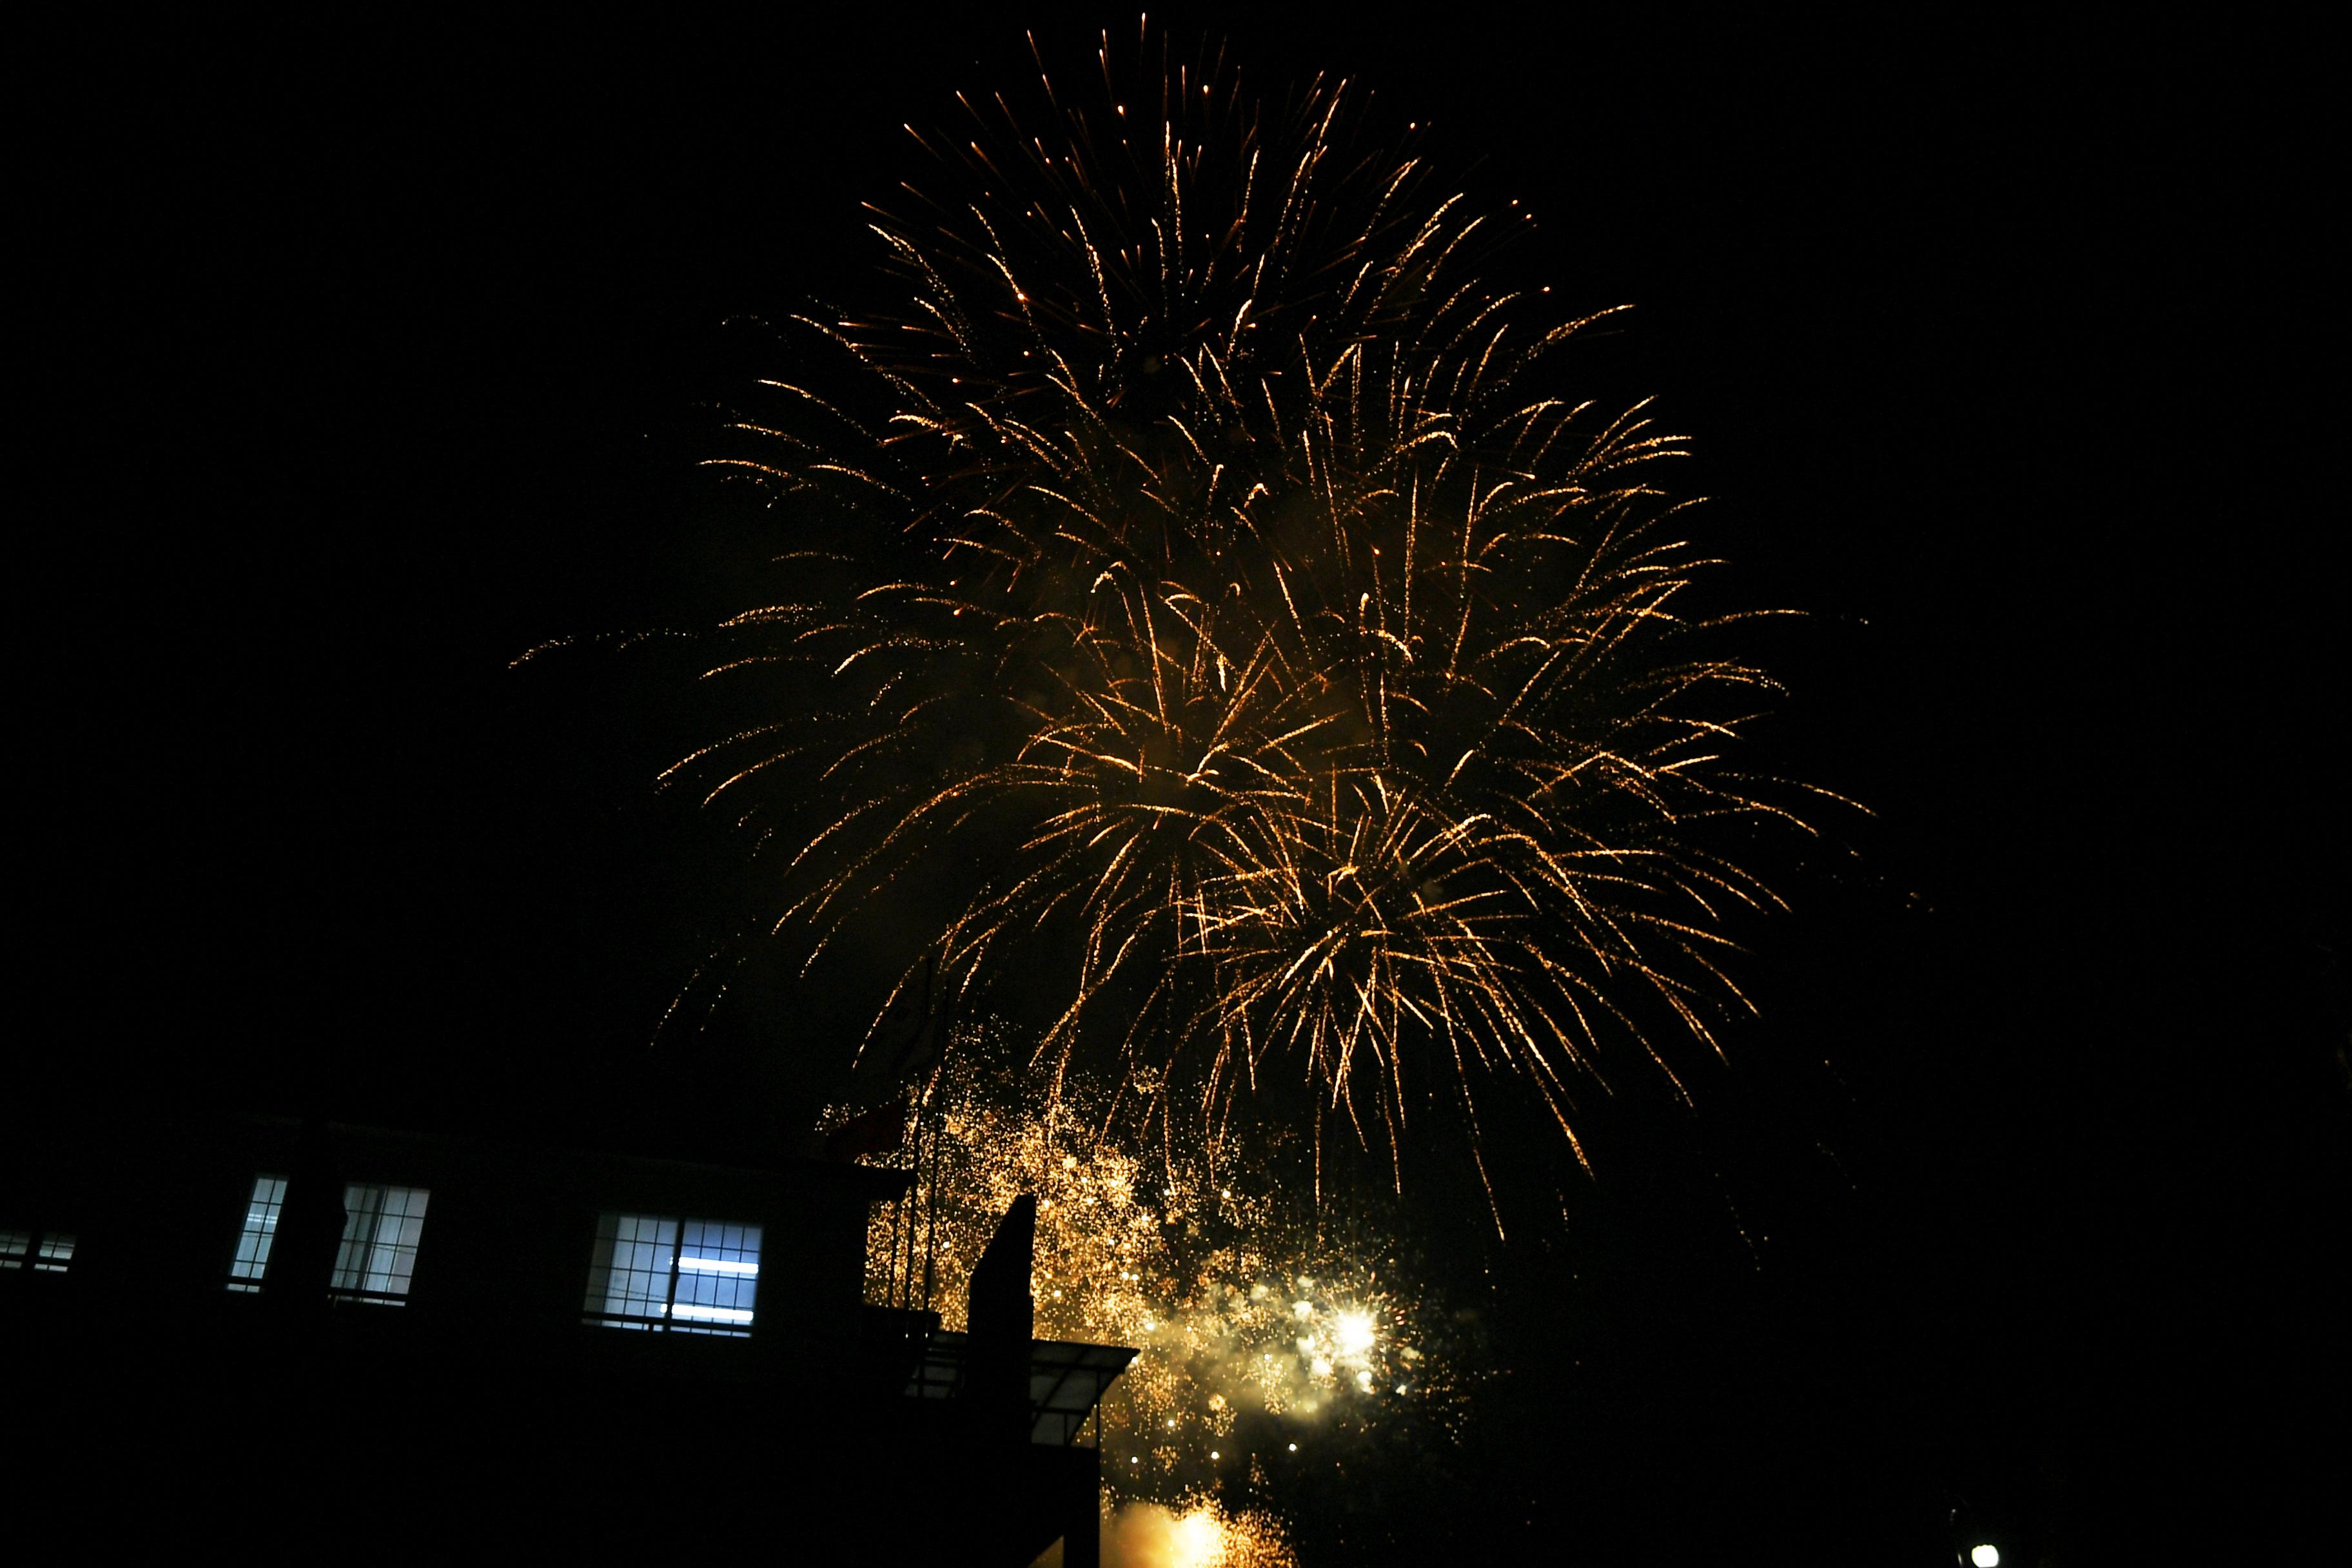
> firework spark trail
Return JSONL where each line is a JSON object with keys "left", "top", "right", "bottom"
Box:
{"left": 675, "top": 27, "right": 1845, "bottom": 1195}
{"left": 842, "top": 1028, "right": 1471, "bottom": 1562}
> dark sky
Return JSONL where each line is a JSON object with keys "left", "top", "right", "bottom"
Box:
{"left": 25, "top": 8, "right": 2342, "bottom": 1562}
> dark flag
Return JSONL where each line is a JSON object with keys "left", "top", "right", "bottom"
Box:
{"left": 822, "top": 1093, "right": 911, "bottom": 1163}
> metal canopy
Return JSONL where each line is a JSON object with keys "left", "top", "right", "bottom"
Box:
{"left": 905, "top": 1330, "right": 1140, "bottom": 1446}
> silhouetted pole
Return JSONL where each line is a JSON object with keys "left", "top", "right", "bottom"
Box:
{"left": 961, "top": 1194, "right": 1098, "bottom": 1565}
{"left": 966, "top": 1193, "right": 1035, "bottom": 1436}
{"left": 264, "top": 1117, "right": 347, "bottom": 1325}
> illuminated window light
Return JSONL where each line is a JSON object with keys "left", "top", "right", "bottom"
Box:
{"left": 329, "top": 1183, "right": 432, "bottom": 1304}
{"left": 1, "top": 1230, "right": 75, "bottom": 1274}
{"left": 583, "top": 1213, "right": 762, "bottom": 1336}
{"left": 677, "top": 1256, "right": 760, "bottom": 1275}
{"left": 671, "top": 1304, "right": 754, "bottom": 1323}
{"left": 226, "top": 1175, "right": 289, "bottom": 1289}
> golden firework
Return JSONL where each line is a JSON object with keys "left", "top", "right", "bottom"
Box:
{"left": 676, "top": 28, "right": 1841, "bottom": 1195}
{"left": 846, "top": 1030, "right": 1467, "bottom": 1562}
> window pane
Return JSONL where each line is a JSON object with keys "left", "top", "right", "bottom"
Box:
{"left": 34, "top": 1233, "right": 76, "bottom": 1273}
{"left": 584, "top": 1213, "right": 758, "bottom": 1335}
{"left": 227, "top": 1175, "right": 289, "bottom": 1291}
{"left": 673, "top": 1219, "right": 761, "bottom": 1336}
{"left": 330, "top": 1184, "right": 431, "bottom": 1302}
{"left": 0, "top": 1229, "right": 28, "bottom": 1269}
{"left": 585, "top": 1212, "right": 677, "bottom": 1326}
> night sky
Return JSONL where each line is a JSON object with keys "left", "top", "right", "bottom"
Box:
{"left": 25, "top": 10, "right": 2342, "bottom": 1562}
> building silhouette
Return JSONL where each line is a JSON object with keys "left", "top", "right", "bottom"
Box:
{"left": 6, "top": 1113, "right": 1132, "bottom": 1562}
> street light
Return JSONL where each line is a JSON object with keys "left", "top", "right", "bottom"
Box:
{"left": 1949, "top": 1498, "right": 2016, "bottom": 1568}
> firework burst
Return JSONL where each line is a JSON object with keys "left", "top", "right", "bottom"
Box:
{"left": 844, "top": 1024, "right": 1476, "bottom": 1563}
{"left": 670, "top": 26, "right": 1838, "bottom": 1193}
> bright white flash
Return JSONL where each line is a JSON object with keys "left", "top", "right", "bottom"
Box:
{"left": 1170, "top": 1510, "right": 1222, "bottom": 1568}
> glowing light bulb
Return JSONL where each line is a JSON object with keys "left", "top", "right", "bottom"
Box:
{"left": 1970, "top": 1549, "right": 2000, "bottom": 1568}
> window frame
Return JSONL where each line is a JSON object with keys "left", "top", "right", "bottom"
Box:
{"left": 582, "top": 1211, "right": 763, "bottom": 1337}
{"left": 225, "top": 1174, "right": 435, "bottom": 1302}
{"left": 0, "top": 1227, "right": 76, "bottom": 1274}
{"left": 327, "top": 1182, "right": 433, "bottom": 1306}
{"left": 225, "top": 1173, "right": 289, "bottom": 1293}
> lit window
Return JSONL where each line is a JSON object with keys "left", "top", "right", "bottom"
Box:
{"left": 583, "top": 1213, "right": 761, "bottom": 1336}
{"left": 226, "top": 1175, "right": 289, "bottom": 1292}
{"left": 1, "top": 1229, "right": 76, "bottom": 1273}
{"left": 329, "top": 1184, "right": 431, "bottom": 1304}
